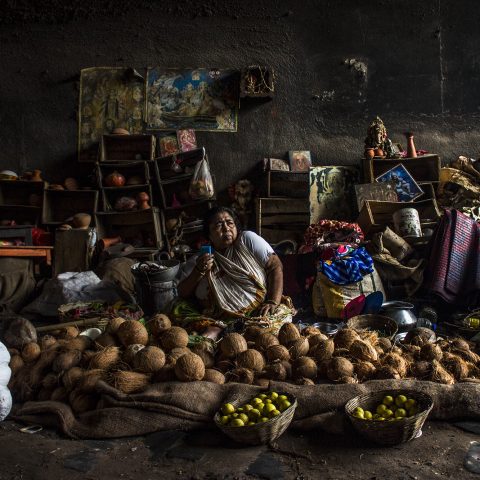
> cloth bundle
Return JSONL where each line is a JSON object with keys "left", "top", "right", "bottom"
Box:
{"left": 302, "top": 220, "right": 364, "bottom": 251}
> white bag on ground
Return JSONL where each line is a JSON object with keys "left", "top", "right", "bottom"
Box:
{"left": 0, "top": 366, "right": 11, "bottom": 388}
{"left": 0, "top": 341, "right": 10, "bottom": 365}
{"left": 0, "top": 385, "right": 12, "bottom": 421}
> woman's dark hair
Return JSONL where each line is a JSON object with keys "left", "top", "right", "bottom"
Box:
{"left": 202, "top": 206, "right": 242, "bottom": 239}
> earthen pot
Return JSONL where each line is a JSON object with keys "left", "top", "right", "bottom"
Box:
{"left": 72, "top": 213, "right": 92, "bottom": 229}
{"left": 99, "top": 236, "right": 122, "bottom": 250}
{"left": 31, "top": 169, "right": 43, "bottom": 182}
{"left": 136, "top": 192, "right": 150, "bottom": 210}
{"left": 365, "top": 148, "right": 375, "bottom": 159}
{"left": 64, "top": 177, "right": 79, "bottom": 191}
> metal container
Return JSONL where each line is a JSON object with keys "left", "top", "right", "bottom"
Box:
{"left": 380, "top": 301, "right": 417, "bottom": 332}
{"left": 313, "top": 322, "right": 341, "bottom": 336}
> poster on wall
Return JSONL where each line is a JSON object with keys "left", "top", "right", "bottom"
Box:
{"left": 145, "top": 68, "right": 239, "bottom": 132}
{"left": 309, "top": 166, "right": 361, "bottom": 223}
{"left": 78, "top": 67, "right": 145, "bottom": 162}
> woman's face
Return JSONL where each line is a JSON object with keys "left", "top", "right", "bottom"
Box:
{"left": 208, "top": 212, "right": 238, "bottom": 250}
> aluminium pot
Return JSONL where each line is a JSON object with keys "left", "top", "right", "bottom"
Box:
{"left": 380, "top": 301, "right": 417, "bottom": 332}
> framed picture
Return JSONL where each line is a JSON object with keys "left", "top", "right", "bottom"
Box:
{"left": 264, "top": 158, "right": 290, "bottom": 172}
{"left": 375, "top": 164, "right": 424, "bottom": 202}
{"left": 354, "top": 183, "right": 399, "bottom": 211}
{"left": 159, "top": 135, "right": 179, "bottom": 157}
{"left": 177, "top": 129, "right": 197, "bottom": 152}
{"left": 289, "top": 151, "right": 312, "bottom": 172}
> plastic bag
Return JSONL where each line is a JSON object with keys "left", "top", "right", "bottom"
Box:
{"left": 189, "top": 149, "right": 214, "bottom": 200}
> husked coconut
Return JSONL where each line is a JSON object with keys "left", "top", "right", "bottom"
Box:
{"left": 420, "top": 343, "right": 443, "bottom": 362}
{"left": 334, "top": 328, "right": 359, "bottom": 349}
{"left": 288, "top": 337, "right": 309, "bottom": 359}
{"left": 450, "top": 338, "right": 472, "bottom": 351}
{"left": 381, "top": 352, "right": 408, "bottom": 378}
{"left": 174, "top": 352, "right": 205, "bottom": 381}
{"left": 167, "top": 347, "right": 190, "bottom": 364}
{"left": 333, "top": 348, "right": 351, "bottom": 358}
{"left": 375, "top": 365, "right": 401, "bottom": 379}
{"left": 410, "top": 361, "right": 431, "bottom": 379}
{"left": 404, "top": 327, "right": 436, "bottom": 346}
{"left": 263, "top": 362, "right": 287, "bottom": 381}
{"left": 266, "top": 345, "right": 290, "bottom": 362}
{"left": 39, "top": 335, "right": 57, "bottom": 351}
{"left": 159, "top": 327, "right": 189, "bottom": 351}
{"left": 89, "top": 346, "right": 121, "bottom": 370}
{"left": 278, "top": 323, "right": 300, "bottom": 346}
{"left": 202, "top": 369, "right": 225, "bottom": 384}
{"left": 327, "top": 357, "right": 354, "bottom": 382}
{"left": 308, "top": 333, "right": 328, "bottom": 349}
{"left": 292, "top": 356, "right": 317, "bottom": 379}
{"left": 95, "top": 332, "right": 118, "bottom": 348}
{"left": 338, "top": 376, "right": 358, "bottom": 384}
{"left": 350, "top": 339, "right": 378, "bottom": 363}
{"left": 21, "top": 342, "right": 41, "bottom": 363}
{"left": 133, "top": 346, "right": 166, "bottom": 373}
{"left": 317, "top": 359, "right": 330, "bottom": 379}
{"left": 52, "top": 350, "right": 82, "bottom": 373}
{"left": 109, "top": 371, "right": 151, "bottom": 393}
{"left": 255, "top": 332, "right": 279, "bottom": 351}
{"left": 442, "top": 353, "right": 469, "bottom": 380}
{"left": 106, "top": 317, "right": 126, "bottom": 335}
{"left": 219, "top": 333, "right": 247, "bottom": 359}
{"left": 225, "top": 367, "right": 254, "bottom": 384}
{"left": 301, "top": 326, "right": 323, "bottom": 337}
{"left": 281, "top": 360, "right": 292, "bottom": 379}
{"left": 9, "top": 354, "right": 24, "bottom": 374}
{"left": 313, "top": 338, "right": 335, "bottom": 363}
{"left": 451, "top": 348, "right": 480, "bottom": 364}
{"left": 190, "top": 347, "right": 215, "bottom": 368}
{"left": 430, "top": 360, "right": 454, "bottom": 384}
{"left": 58, "top": 326, "right": 79, "bottom": 340}
{"left": 236, "top": 349, "right": 265, "bottom": 372}
{"left": 117, "top": 320, "right": 149, "bottom": 347}
{"left": 77, "top": 369, "right": 104, "bottom": 392}
{"left": 377, "top": 337, "right": 392, "bottom": 352}
{"left": 354, "top": 361, "right": 376, "bottom": 381}
{"left": 254, "top": 378, "right": 270, "bottom": 387}
{"left": 215, "top": 359, "right": 235, "bottom": 373}
{"left": 244, "top": 326, "right": 263, "bottom": 341}
{"left": 65, "top": 336, "right": 93, "bottom": 352}
{"left": 295, "top": 377, "right": 315, "bottom": 385}
{"left": 147, "top": 314, "right": 171, "bottom": 337}
{"left": 62, "top": 367, "right": 84, "bottom": 391}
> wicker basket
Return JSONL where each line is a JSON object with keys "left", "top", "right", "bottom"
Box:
{"left": 347, "top": 314, "right": 398, "bottom": 340}
{"left": 214, "top": 392, "right": 297, "bottom": 445}
{"left": 345, "top": 389, "right": 433, "bottom": 446}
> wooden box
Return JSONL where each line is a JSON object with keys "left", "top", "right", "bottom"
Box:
{"left": 99, "top": 134, "right": 156, "bottom": 162}
{"left": 0, "top": 205, "right": 41, "bottom": 226}
{"left": 363, "top": 154, "right": 441, "bottom": 183}
{"left": 357, "top": 198, "right": 442, "bottom": 235}
{"left": 42, "top": 190, "right": 99, "bottom": 225}
{"left": 100, "top": 184, "right": 154, "bottom": 212}
{"left": 154, "top": 148, "right": 203, "bottom": 182}
{"left": 0, "top": 180, "right": 44, "bottom": 206}
{"left": 267, "top": 171, "right": 309, "bottom": 198}
{"left": 96, "top": 161, "right": 151, "bottom": 188}
{"left": 255, "top": 197, "right": 310, "bottom": 244}
{"left": 95, "top": 208, "right": 165, "bottom": 250}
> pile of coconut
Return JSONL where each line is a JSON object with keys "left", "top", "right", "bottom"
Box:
{"left": 6, "top": 317, "right": 480, "bottom": 416}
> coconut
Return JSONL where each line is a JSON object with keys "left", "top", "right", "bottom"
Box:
{"left": 431, "top": 360, "right": 455, "bottom": 385}
{"left": 263, "top": 362, "right": 287, "bottom": 381}
{"left": 225, "top": 367, "right": 254, "bottom": 384}
{"left": 404, "top": 327, "right": 436, "bottom": 346}
{"left": 123, "top": 344, "right": 145, "bottom": 365}
{"left": 89, "top": 346, "right": 121, "bottom": 370}
{"left": 51, "top": 386, "right": 68, "bottom": 402}
{"left": 450, "top": 338, "right": 472, "bottom": 351}
{"left": 354, "top": 361, "right": 376, "bottom": 382}
{"left": 333, "top": 348, "right": 351, "bottom": 358}
{"left": 167, "top": 347, "right": 190, "bottom": 365}
{"left": 357, "top": 329, "right": 379, "bottom": 346}
{"left": 58, "top": 326, "right": 79, "bottom": 340}
{"left": 42, "top": 372, "right": 59, "bottom": 390}
{"left": 95, "top": 332, "right": 118, "bottom": 348}
{"left": 153, "top": 364, "right": 177, "bottom": 382}
{"left": 334, "top": 328, "right": 359, "bottom": 349}
{"left": 215, "top": 359, "right": 235, "bottom": 373}
{"left": 117, "top": 320, "right": 149, "bottom": 347}
{"left": 377, "top": 337, "right": 392, "bottom": 352}
{"left": 339, "top": 376, "right": 358, "bottom": 384}
{"left": 69, "top": 389, "right": 98, "bottom": 414}
{"left": 381, "top": 352, "right": 408, "bottom": 378}
{"left": 133, "top": 346, "right": 166, "bottom": 373}
{"left": 36, "top": 348, "right": 59, "bottom": 371}
{"left": 109, "top": 370, "right": 151, "bottom": 393}
{"left": 190, "top": 347, "right": 215, "bottom": 369}
{"left": 295, "top": 377, "right": 315, "bottom": 385}
{"left": 244, "top": 326, "right": 263, "bottom": 342}
{"left": 266, "top": 345, "right": 290, "bottom": 362}
{"left": 202, "top": 369, "right": 225, "bottom": 384}
{"left": 375, "top": 365, "right": 401, "bottom": 380}
{"left": 327, "top": 357, "right": 354, "bottom": 382}
{"left": 65, "top": 336, "right": 94, "bottom": 352}
{"left": 420, "top": 343, "right": 443, "bottom": 362}
{"left": 236, "top": 349, "right": 265, "bottom": 372}
{"left": 147, "top": 314, "right": 172, "bottom": 337}
{"left": 106, "top": 317, "right": 126, "bottom": 335}
{"left": 8, "top": 348, "right": 20, "bottom": 356}
{"left": 37, "top": 387, "right": 53, "bottom": 401}
{"left": 350, "top": 340, "right": 378, "bottom": 363}
{"left": 9, "top": 354, "right": 24, "bottom": 374}
{"left": 174, "top": 352, "right": 205, "bottom": 382}
{"left": 21, "top": 342, "right": 41, "bottom": 363}
{"left": 39, "top": 335, "right": 57, "bottom": 351}
{"left": 220, "top": 333, "right": 248, "bottom": 359}
{"left": 451, "top": 348, "right": 480, "bottom": 364}
{"left": 77, "top": 369, "right": 105, "bottom": 392}
{"left": 301, "top": 326, "right": 323, "bottom": 337}
{"left": 81, "top": 350, "right": 96, "bottom": 367}
{"left": 308, "top": 333, "right": 329, "bottom": 349}
{"left": 374, "top": 346, "right": 385, "bottom": 357}
{"left": 313, "top": 338, "right": 335, "bottom": 363}
{"left": 278, "top": 323, "right": 301, "bottom": 346}
{"left": 254, "top": 378, "right": 270, "bottom": 387}
{"left": 281, "top": 360, "right": 292, "bottom": 379}
{"left": 160, "top": 326, "right": 189, "bottom": 351}
{"left": 292, "top": 356, "right": 317, "bottom": 379}
{"left": 442, "top": 354, "right": 469, "bottom": 380}
{"left": 289, "top": 337, "right": 310, "bottom": 359}
{"left": 62, "top": 367, "right": 84, "bottom": 391}
{"left": 255, "top": 332, "right": 279, "bottom": 352}
{"left": 52, "top": 349, "right": 82, "bottom": 373}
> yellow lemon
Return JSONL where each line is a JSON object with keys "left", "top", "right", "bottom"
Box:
{"left": 221, "top": 403, "right": 235, "bottom": 415}
{"left": 238, "top": 413, "right": 249, "bottom": 423}
{"left": 243, "top": 404, "right": 253, "bottom": 412}
{"left": 231, "top": 418, "right": 245, "bottom": 427}
{"left": 354, "top": 407, "right": 364, "bottom": 416}
{"left": 269, "top": 409, "right": 281, "bottom": 418}
{"left": 353, "top": 411, "right": 364, "bottom": 419}
{"left": 249, "top": 408, "right": 261, "bottom": 420}
{"left": 395, "top": 408, "right": 407, "bottom": 418}
{"left": 278, "top": 395, "right": 288, "bottom": 402}
{"left": 364, "top": 411, "right": 373, "bottom": 420}
{"left": 259, "top": 394, "right": 267, "bottom": 400}
{"left": 376, "top": 404, "right": 387, "bottom": 415}
{"left": 395, "top": 395, "right": 407, "bottom": 407}
{"left": 265, "top": 399, "right": 273, "bottom": 404}
{"left": 264, "top": 403, "right": 276, "bottom": 414}
{"left": 278, "top": 400, "right": 291, "bottom": 412}
{"left": 220, "top": 415, "right": 230, "bottom": 425}
{"left": 251, "top": 397, "right": 262, "bottom": 406}
{"left": 383, "top": 409, "right": 394, "bottom": 419}
{"left": 382, "top": 395, "right": 394, "bottom": 406}
{"left": 269, "top": 391, "right": 279, "bottom": 400}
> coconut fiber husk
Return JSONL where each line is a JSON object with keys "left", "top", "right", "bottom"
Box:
{"left": 11, "top": 379, "right": 480, "bottom": 439}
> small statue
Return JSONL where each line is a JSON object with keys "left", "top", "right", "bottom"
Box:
{"left": 365, "top": 116, "right": 387, "bottom": 150}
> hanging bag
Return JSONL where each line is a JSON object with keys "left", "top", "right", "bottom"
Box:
{"left": 189, "top": 148, "right": 215, "bottom": 200}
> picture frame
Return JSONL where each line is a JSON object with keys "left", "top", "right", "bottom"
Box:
{"left": 289, "top": 151, "right": 312, "bottom": 172}
{"left": 263, "top": 158, "right": 290, "bottom": 172}
{"left": 375, "top": 163, "right": 424, "bottom": 202}
{"left": 159, "top": 135, "right": 179, "bottom": 157}
{"left": 177, "top": 129, "right": 197, "bottom": 152}
{"left": 354, "top": 183, "right": 399, "bottom": 211}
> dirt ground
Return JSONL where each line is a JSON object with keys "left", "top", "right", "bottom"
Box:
{"left": 0, "top": 419, "right": 478, "bottom": 480}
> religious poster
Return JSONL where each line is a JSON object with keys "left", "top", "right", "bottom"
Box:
{"left": 78, "top": 67, "right": 145, "bottom": 162}
{"left": 309, "top": 166, "right": 361, "bottom": 223}
{"left": 146, "top": 68, "right": 239, "bottom": 132}
{"left": 177, "top": 129, "right": 197, "bottom": 152}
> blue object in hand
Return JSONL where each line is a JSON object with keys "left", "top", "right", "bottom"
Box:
{"left": 200, "top": 245, "right": 213, "bottom": 255}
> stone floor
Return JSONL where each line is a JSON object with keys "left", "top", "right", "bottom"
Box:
{"left": 0, "top": 420, "right": 479, "bottom": 479}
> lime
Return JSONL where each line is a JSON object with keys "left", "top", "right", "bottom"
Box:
{"left": 249, "top": 408, "right": 261, "bottom": 420}
{"left": 231, "top": 418, "right": 245, "bottom": 427}
{"left": 377, "top": 417, "right": 386, "bottom": 421}
{"left": 383, "top": 409, "right": 394, "bottom": 419}
{"left": 260, "top": 417, "right": 269, "bottom": 422}
{"left": 405, "top": 398, "right": 416, "bottom": 410}
{"left": 251, "top": 397, "right": 262, "bottom": 406}
{"left": 231, "top": 413, "right": 239, "bottom": 418}
{"left": 237, "top": 407, "right": 244, "bottom": 413}
{"left": 354, "top": 407, "right": 365, "bottom": 416}
{"left": 269, "top": 409, "right": 281, "bottom": 418}
{"left": 238, "top": 413, "right": 249, "bottom": 423}
{"left": 376, "top": 404, "right": 387, "bottom": 415}
{"left": 221, "top": 403, "right": 235, "bottom": 415}
{"left": 243, "top": 404, "right": 253, "bottom": 412}
{"left": 264, "top": 399, "right": 273, "bottom": 404}
{"left": 269, "top": 392, "right": 279, "bottom": 400}
{"left": 278, "top": 395, "right": 288, "bottom": 402}
{"left": 278, "top": 400, "right": 291, "bottom": 412}
{"left": 264, "top": 403, "right": 276, "bottom": 414}
{"left": 364, "top": 410, "right": 373, "bottom": 420}
{"left": 395, "top": 395, "right": 407, "bottom": 407}
{"left": 220, "top": 415, "right": 230, "bottom": 425}
{"left": 353, "top": 411, "right": 364, "bottom": 419}
{"left": 395, "top": 408, "right": 407, "bottom": 418}
{"left": 382, "top": 395, "right": 394, "bottom": 406}
{"left": 259, "top": 394, "right": 267, "bottom": 400}
{"left": 247, "top": 421, "right": 256, "bottom": 426}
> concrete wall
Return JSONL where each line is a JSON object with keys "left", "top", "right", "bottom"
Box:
{"left": 1, "top": 0, "right": 479, "bottom": 195}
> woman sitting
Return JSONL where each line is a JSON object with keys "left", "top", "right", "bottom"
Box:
{"left": 176, "top": 206, "right": 294, "bottom": 338}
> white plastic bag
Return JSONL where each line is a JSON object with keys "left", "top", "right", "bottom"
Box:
{"left": 189, "top": 149, "right": 214, "bottom": 200}
{"left": 0, "top": 365, "right": 11, "bottom": 387}
{"left": 0, "top": 341, "right": 10, "bottom": 365}
{"left": 0, "top": 385, "right": 12, "bottom": 421}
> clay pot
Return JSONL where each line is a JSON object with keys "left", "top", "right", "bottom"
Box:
{"left": 105, "top": 171, "right": 126, "bottom": 187}
{"left": 374, "top": 147, "right": 384, "bottom": 157}
{"left": 405, "top": 132, "right": 417, "bottom": 158}
{"left": 31, "top": 169, "right": 43, "bottom": 182}
{"left": 112, "top": 128, "right": 130, "bottom": 135}
{"left": 72, "top": 213, "right": 92, "bottom": 229}
{"left": 64, "top": 177, "right": 79, "bottom": 191}
{"left": 136, "top": 192, "right": 151, "bottom": 210}
{"left": 365, "top": 148, "right": 375, "bottom": 159}
{"left": 99, "top": 236, "right": 122, "bottom": 250}
{"left": 49, "top": 184, "right": 64, "bottom": 191}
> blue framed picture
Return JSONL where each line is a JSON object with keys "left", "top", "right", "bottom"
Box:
{"left": 375, "top": 164, "right": 424, "bottom": 202}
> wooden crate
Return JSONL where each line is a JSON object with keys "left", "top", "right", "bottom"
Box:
{"left": 95, "top": 208, "right": 165, "bottom": 250}
{"left": 0, "top": 205, "right": 41, "bottom": 226}
{"left": 42, "top": 190, "right": 99, "bottom": 224}
{"left": 100, "top": 185, "right": 154, "bottom": 212}
{"left": 357, "top": 198, "right": 442, "bottom": 235}
{"left": 154, "top": 148, "right": 204, "bottom": 181}
{"left": 0, "top": 180, "right": 44, "bottom": 206}
{"left": 363, "top": 154, "right": 441, "bottom": 183}
{"left": 96, "top": 161, "right": 151, "bottom": 187}
{"left": 99, "top": 134, "right": 156, "bottom": 162}
{"left": 256, "top": 197, "right": 310, "bottom": 244}
{"left": 267, "top": 171, "right": 309, "bottom": 198}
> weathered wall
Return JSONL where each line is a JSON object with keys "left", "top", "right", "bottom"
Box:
{"left": 1, "top": 0, "right": 479, "bottom": 194}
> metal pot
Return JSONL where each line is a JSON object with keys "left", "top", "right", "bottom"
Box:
{"left": 380, "top": 301, "right": 417, "bottom": 332}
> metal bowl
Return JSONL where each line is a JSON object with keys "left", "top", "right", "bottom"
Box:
{"left": 313, "top": 322, "right": 341, "bottom": 336}
{"left": 131, "top": 260, "right": 180, "bottom": 283}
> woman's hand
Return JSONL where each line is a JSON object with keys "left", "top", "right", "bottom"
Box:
{"left": 195, "top": 253, "right": 213, "bottom": 275}
{"left": 259, "top": 301, "right": 278, "bottom": 317}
